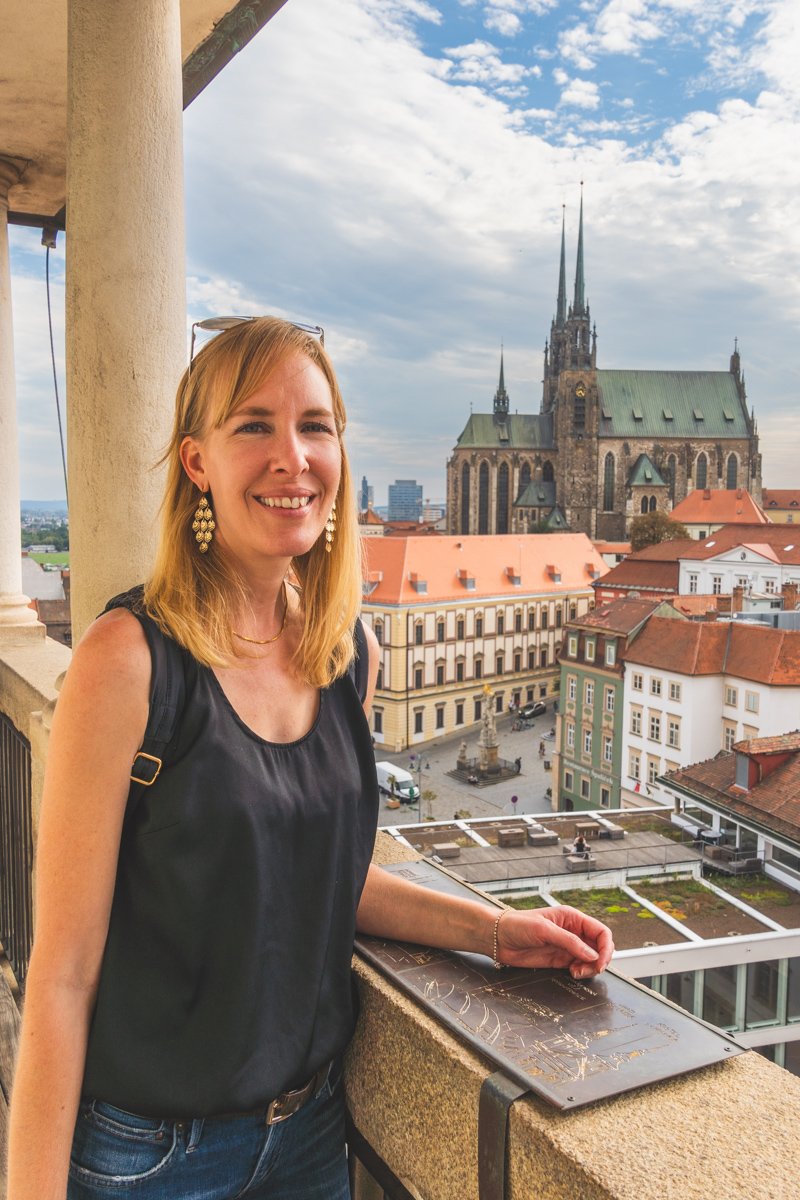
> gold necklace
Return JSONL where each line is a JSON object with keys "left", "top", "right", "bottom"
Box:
{"left": 233, "top": 582, "right": 289, "bottom": 645}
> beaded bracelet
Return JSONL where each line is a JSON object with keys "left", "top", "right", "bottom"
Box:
{"left": 492, "top": 909, "right": 508, "bottom": 970}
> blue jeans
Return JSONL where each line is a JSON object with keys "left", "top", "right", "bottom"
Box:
{"left": 67, "top": 1068, "right": 350, "bottom": 1199}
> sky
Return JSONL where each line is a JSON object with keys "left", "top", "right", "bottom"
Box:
{"left": 9, "top": 0, "right": 800, "bottom": 504}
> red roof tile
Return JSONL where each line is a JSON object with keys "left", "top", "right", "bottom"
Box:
{"left": 670, "top": 488, "right": 768, "bottom": 526}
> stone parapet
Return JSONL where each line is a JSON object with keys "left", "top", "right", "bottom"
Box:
{"left": 346, "top": 832, "right": 800, "bottom": 1200}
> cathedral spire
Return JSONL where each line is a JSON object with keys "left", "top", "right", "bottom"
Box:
{"left": 573, "top": 183, "right": 586, "bottom": 316}
{"left": 493, "top": 344, "right": 509, "bottom": 420}
{"left": 556, "top": 205, "right": 567, "bottom": 328}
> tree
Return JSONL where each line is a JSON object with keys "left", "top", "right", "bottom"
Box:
{"left": 629, "top": 510, "right": 690, "bottom": 552}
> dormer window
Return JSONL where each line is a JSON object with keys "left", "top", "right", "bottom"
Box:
{"left": 734, "top": 752, "right": 750, "bottom": 790}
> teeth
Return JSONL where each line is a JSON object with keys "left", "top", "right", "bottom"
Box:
{"left": 260, "top": 496, "right": 311, "bottom": 508}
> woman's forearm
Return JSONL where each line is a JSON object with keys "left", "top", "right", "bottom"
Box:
{"left": 356, "top": 864, "right": 498, "bottom": 955}
{"left": 7, "top": 964, "right": 96, "bottom": 1200}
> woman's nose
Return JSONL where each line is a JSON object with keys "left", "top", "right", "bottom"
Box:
{"left": 270, "top": 430, "right": 308, "bottom": 475}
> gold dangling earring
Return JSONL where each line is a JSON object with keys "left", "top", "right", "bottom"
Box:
{"left": 324, "top": 501, "right": 336, "bottom": 553}
{"left": 192, "top": 493, "right": 216, "bottom": 554}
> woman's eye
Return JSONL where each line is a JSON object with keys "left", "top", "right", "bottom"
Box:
{"left": 303, "top": 421, "right": 335, "bottom": 434}
{"left": 236, "top": 421, "right": 269, "bottom": 434}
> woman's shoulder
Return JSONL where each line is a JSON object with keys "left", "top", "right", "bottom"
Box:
{"left": 71, "top": 602, "right": 152, "bottom": 693}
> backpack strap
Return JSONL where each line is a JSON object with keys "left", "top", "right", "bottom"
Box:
{"left": 350, "top": 617, "right": 369, "bottom": 705}
{"left": 102, "top": 588, "right": 186, "bottom": 816}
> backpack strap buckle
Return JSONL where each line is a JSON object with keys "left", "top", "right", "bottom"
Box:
{"left": 130, "top": 751, "right": 163, "bottom": 786}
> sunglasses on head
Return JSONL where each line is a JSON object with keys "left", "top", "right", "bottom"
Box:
{"left": 189, "top": 315, "right": 325, "bottom": 369}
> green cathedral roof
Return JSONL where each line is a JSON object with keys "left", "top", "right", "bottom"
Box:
{"left": 627, "top": 453, "right": 667, "bottom": 487}
{"left": 455, "top": 412, "right": 555, "bottom": 450}
{"left": 597, "top": 371, "right": 748, "bottom": 438}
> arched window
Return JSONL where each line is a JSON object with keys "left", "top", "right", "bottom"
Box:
{"left": 649, "top": 495, "right": 657, "bottom": 513}
{"left": 542, "top": 460, "right": 554, "bottom": 483}
{"left": 460, "top": 462, "right": 470, "bottom": 533}
{"left": 696, "top": 452, "right": 707, "bottom": 490}
{"left": 497, "top": 462, "right": 510, "bottom": 534}
{"left": 478, "top": 462, "right": 490, "bottom": 534}
{"left": 520, "top": 461, "right": 532, "bottom": 494}
{"left": 374, "top": 620, "right": 383, "bottom": 646}
{"left": 640, "top": 496, "right": 649, "bottom": 515}
{"left": 666, "top": 454, "right": 677, "bottom": 504}
{"left": 603, "top": 452, "right": 615, "bottom": 511}
{"left": 727, "top": 453, "right": 738, "bottom": 490}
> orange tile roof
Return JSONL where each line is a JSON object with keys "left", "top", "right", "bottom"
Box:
{"left": 733, "top": 731, "right": 800, "bottom": 755}
{"left": 670, "top": 488, "right": 768, "bottom": 526}
{"left": 592, "top": 540, "right": 631, "bottom": 553}
{"left": 361, "top": 534, "right": 607, "bottom": 605}
{"left": 577, "top": 596, "right": 667, "bottom": 635}
{"left": 665, "top": 746, "right": 800, "bottom": 842}
{"left": 359, "top": 508, "right": 385, "bottom": 526}
{"left": 625, "top": 618, "right": 800, "bottom": 685}
{"left": 762, "top": 489, "right": 800, "bottom": 510}
{"left": 593, "top": 559, "right": 680, "bottom": 592}
{"left": 679, "top": 524, "right": 800, "bottom": 563}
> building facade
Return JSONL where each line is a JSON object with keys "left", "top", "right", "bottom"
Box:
{"left": 360, "top": 534, "right": 605, "bottom": 751}
{"left": 387, "top": 479, "right": 423, "bottom": 522}
{"left": 447, "top": 198, "right": 761, "bottom": 541}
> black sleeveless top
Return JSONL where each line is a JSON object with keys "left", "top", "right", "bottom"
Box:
{"left": 82, "top": 597, "right": 379, "bottom": 1118}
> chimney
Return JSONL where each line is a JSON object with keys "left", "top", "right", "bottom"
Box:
{"left": 782, "top": 581, "right": 800, "bottom": 612}
{"left": 731, "top": 584, "right": 744, "bottom": 614}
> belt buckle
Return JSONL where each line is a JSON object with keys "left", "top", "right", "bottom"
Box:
{"left": 265, "top": 1080, "right": 311, "bottom": 1126}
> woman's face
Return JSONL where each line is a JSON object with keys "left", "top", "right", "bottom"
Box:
{"left": 181, "top": 352, "right": 342, "bottom": 573}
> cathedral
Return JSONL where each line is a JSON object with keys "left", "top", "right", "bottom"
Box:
{"left": 446, "top": 198, "right": 762, "bottom": 540}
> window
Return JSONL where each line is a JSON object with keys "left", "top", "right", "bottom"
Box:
{"left": 600, "top": 786, "right": 611, "bottom": 808}
{"left": 603, "top": 735, "right": 613, "bottom": 764}
{"left": 495, "top": 694, "right": 503, "bottom": 713}
{"left": 604, "top": 687, "right": 615, "bottom": 713}
{"left": 667, "top": 719, "right": 681, "bottom": 749}
{"left": 629, "top": 752, "right": 641, "bottom": 781}
{"left": 414, "top": 623, "right": 423, "bottom": 645}
{"left": 456, "top": 661, "right": 465, "bottom": 683}
{"left": 539, "top": 648, "right": 549, "bottom": 669}
{"left": 632, "top": 673, "right": 643, "bottom": 691}
{"left": 745, "top": 690, "right": 759, "bottom": 714}
{"left": 414, "top": 667, "right": 423, "bottom": 690}
{"left": 725, "top": 686, "right": 738, "bottom": 707}
{"left": 496, "top": 654, "right": 504, "bottom": 675}
{"left": 585, "top": 638, "right": 596, "bottom": 662}
{"left": 764, "top": 579, "right": 776, "bottom": 595}
{"left": 649, "top": 715, "right": 661, "bottom": 742}
{"left": 455, "top": 702, "right": 464, "bottom": 725}
{"left": 527, "top": 649, "right": 535, "bottom": 670}
{"left": 712, "top": 575, "right": 722, "bottom": 595}
{"left": 566, "top": 723, "right": 575, "bottom": 749}
{"left": 723, "top": 723, "right": 737, "bottom": 751}
{"left": 669, "top": 681, "right": 682, "bottom": 702}
{"left": 457, "top": 617, "right": 465, "bottom": 640}
{"left": 414, "top": 710, "right": 423, "bottom": 734}
{"left": 555, "top": 607, "right": 563, "bottom": 628}
{"left": 727, "top": 453, "right": 738, "bottom": 490}
{"left": 475, "top": 658, "right": 483, "bottom": 680}
{"left": 567, "top": 675, "right": 577, "bottom": 701}
{"left": 695, "top": 452, "right": 707, "bottom": 490}
{"left": 647, "top": 758, "right": 659, "bottom": 785}
{"left": 564, "top": 769, "right": 574, "bottom": 792}
{"left": 580, "top": 777, "right": 590, "bottom": 801}
{"left": 603, "top": 452, "right": 615, "bottom": 511}
{"left": 650, "top": 677, "right": 662, "bottom": 696}
{"left": 514, "top": 611, "right": 522, "bottom": 633}
{"left": 474, "top": 699, "right": 482, "bottom": 721}
{"left": 373, "top": 709, "right": 383, "bottom": 734}
{"left": 527, "top": 609, "right": 535, "bottom": 632}
{"left": 630, "top": 709, "right": 642, "bottom": 736}
{"left": 476, "top": 615, "right": 483, "bottom": 637}
{"left": 583, "top": 728, "right": 592, "bottom": 756}
{"left": 514, "top": 651, "right": 522, "bottom": 673}
{"left": 434, "top": 663, "right": 443, "bottom": 687}
{"left": 568, "top": 634, "right": 578, "bottom": 657}
{"left": 688, "top": 574, "right": 698, "bottom": 595}
{"left": 436, "top": 705, "right": 445, "bottom": 730}
{"left": 374, "top": 622, "right": 383, "bottom": 646}
{"left": 541, "top": 610, "right": 549, "bottom": 630}
{"left": 569, "top": 603, "right": 577, "bottom": 620}
{"left": 376, "top": 667, "right": 383, "bottom": 690}
{"left": 437, "top": 619, "right": 445, "bottom": 643}
{"left": 605, "top": 641, "right": 616, "bottom": 667}
{"left": 584, "top": 680, "right": 594, "bottom": 706}
{"left": 497, "top": 613, "right": 504, "bottom": 635}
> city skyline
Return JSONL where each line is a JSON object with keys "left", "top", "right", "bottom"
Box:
{"left": 8, "top": 0, "right": 800, "bottom": 501}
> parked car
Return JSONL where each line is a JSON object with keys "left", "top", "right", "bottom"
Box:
{"left": 518, "top": 701, "right": 546, "bottom": 721}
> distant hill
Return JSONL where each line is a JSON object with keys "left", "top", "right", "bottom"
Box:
{"left": 21, "top": 500, "right": 68, "bottom": 516}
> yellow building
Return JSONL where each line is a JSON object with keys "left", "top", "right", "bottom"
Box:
{"left": 762, "top": 489, "right": 800, "bottom": 524}
{"left": 361, "top": 534, "right": 606, "bottom": 750}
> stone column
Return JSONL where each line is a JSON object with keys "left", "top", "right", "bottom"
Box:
{"left": 66, "top": 0, "right": 186, "bottom": 642}
{"left": 0, "top": 157, "right": 43, "bottom": 639}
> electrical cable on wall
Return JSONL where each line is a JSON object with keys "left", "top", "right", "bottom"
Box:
{"left": 42, "top": 225, "right": 68, "bottom": 506}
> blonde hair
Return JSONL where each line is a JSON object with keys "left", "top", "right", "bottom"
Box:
{"left": 144, "top": 318, "right": 362, "bottom": 687}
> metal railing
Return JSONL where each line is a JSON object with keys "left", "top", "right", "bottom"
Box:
{"left": 0, "top": 713, "right": 34, "bottom": 986}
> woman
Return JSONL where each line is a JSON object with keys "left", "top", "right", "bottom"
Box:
{"left": 9, "top": 318, "right": 613, "bottom": 1199}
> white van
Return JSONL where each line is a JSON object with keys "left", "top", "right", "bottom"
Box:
{"left": 374, "top": 761, "right": 420, "bottom": 804}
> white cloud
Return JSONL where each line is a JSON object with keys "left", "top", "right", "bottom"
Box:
{"left": 443, "top": 40, "right": 531, "bottom": 85}
{"left": 559, "top": 77, "right": 602, "bottom": 107}
{"left": 485, "top": 10, "right": 522, "bottom": 35}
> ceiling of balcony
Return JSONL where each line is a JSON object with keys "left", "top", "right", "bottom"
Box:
{"left": 0, "top": 0, "right": 288, "bottom": 226}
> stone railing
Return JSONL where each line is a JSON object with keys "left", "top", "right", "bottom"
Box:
{"left": 345, "top": 832, "right": 800, "bottom": 1200}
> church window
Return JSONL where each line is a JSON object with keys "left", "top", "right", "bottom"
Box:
{"left": 727, "top": 454, "right": 738, "bottom": 490}
{"left": 520, "top": 461, "right": 532, "bottom": 494}
{"left": 542, "top": 461, "right": 554, "bottom": 483}
{"left": 478, "top": 462, "right": 490, "bottom": 534}
{"left": 603, "top": 453, "right": 615, "bottom": 512}
{"left": 649, "top": 495, "right": 657, "bottom": 513}
{"left": 695, "top": 452, "right": 708, "bottom": 490}
{"left": 666, "top": 455, "right": 677, "bottom": 503}
{"left": 640, "top": 496, "right": 648, "bottom": 515}
{"left": 460, "top": 462, "right": 470, "bottom": 533}
{"left": 574, "top": 389, "right": 586, "bottom": 431}
{"left": 497, "top": 462, "right": 510, "bottom": 534}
